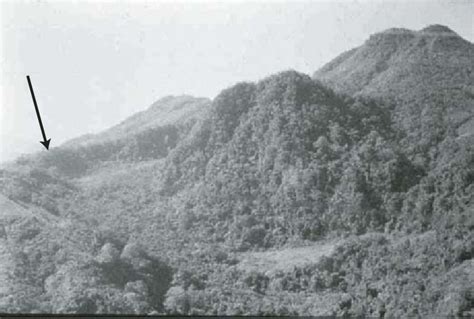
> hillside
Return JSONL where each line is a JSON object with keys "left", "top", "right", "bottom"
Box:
{"left": 0, "top": 25, "right": 473, "bottom": 316}
{"left": 313, "top": 24, "right": 474, "bottom": 148}
{"left": 7, "top": 96, "right": 211, "bottom": 178}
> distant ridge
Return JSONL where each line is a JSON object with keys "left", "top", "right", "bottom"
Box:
{"left": 313, "top": 24, "right": 473, "bottom": 98}
{"left": 63, "top": 95, "right": 211, "bottom": 147}
{"left": 313, "top": 25, "right": 474, "bottom": 138}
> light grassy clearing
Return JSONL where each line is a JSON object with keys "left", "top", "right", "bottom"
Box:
{"left": 238, "top": 240, "right": 339, "bottom": 275}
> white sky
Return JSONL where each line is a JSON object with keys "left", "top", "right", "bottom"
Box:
{"left": 1, "top": 0, "right": 473, "bottom": 162}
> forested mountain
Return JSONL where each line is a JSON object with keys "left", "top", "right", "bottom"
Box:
{"left": 0, "top": 25, "right": 472, "bottom": 317}
{"left": 313, "top": 24, "right": 474, "bottom": 145}
{"left": 313, "top": 25, "right": 472, "bottom": 100}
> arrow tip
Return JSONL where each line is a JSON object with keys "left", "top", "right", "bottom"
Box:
{"left": 40, "top": 138, "right": 51, "bottom": 150}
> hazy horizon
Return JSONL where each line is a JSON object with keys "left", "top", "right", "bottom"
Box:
{"left": 1, "top": 0, "right": 473, "bottom": 162}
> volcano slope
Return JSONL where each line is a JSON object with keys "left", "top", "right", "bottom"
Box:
{"left": 0, "top": 25, "right": 473, "bottom": 317}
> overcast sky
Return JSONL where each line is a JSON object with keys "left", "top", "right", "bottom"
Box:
{"left": 1, "top": 0, "right": 473, "bottom": 162}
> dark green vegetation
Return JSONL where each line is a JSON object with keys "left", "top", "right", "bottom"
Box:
{"left": 1, "top": 25, "right": 473, "bottom": 316}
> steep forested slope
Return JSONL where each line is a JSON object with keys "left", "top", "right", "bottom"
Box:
{"left": 0, "top": 25, "right": 472, "bottom": 316}
{"left": 159, "top": 72, "right": 406, "bottom": 244}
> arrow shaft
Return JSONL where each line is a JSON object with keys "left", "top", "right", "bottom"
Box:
{"left": 26, "top": 75, "right": 47, "bottom": 141}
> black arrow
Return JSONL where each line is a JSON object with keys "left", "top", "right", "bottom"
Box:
{"left": 26, "top": 75, "right": 51, "bottom": 150}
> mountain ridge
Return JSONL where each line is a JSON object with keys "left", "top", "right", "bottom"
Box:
{"left": 63, "top": 95, "right": 211, "bottom": 148}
